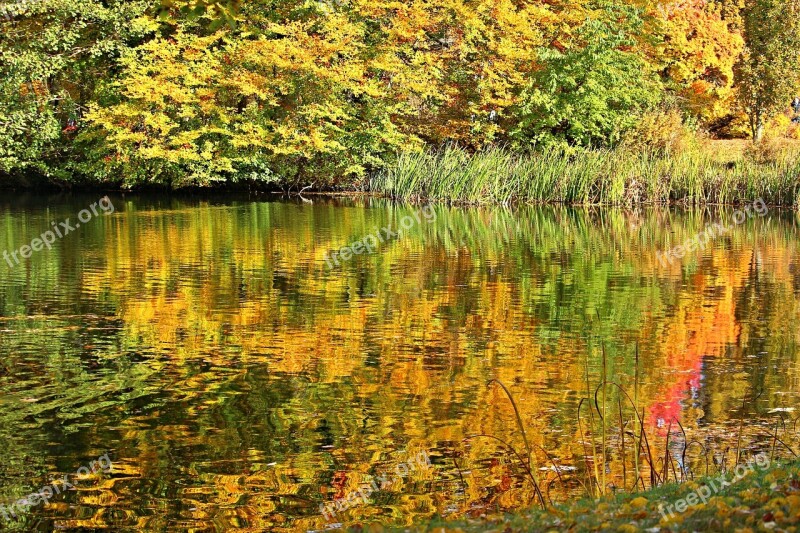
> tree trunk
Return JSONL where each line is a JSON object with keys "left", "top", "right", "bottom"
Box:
{"left": 751, "top": 111, "right": 765, "bottom": 142}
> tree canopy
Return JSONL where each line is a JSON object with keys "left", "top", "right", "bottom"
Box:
{"left": 0, "top": 0, "right": 796, "bottom": 187}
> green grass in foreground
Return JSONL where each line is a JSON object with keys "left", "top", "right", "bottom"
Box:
{"left": 363, "top": 458, "right": 800, "bottom": 532}
{"left": 369, "top": 145, "right": 800, "bottom": 206}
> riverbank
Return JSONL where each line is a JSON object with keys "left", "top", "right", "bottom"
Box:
{"left": 4, "top": 141, "right": 800, "bottom": 208}
{"left": 373, "top": 458, "right": 800, "bottom": 532}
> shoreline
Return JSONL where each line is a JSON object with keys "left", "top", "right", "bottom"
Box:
{"left": 0, "top": 187, "right": 796, "bottom": 210}
{"left": 4, "top": 143, "right": 800, "bottom": 208}
{"left": 378, "top": 458, "right": 800, "bottom": 532}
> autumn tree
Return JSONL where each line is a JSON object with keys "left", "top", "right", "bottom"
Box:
{"left": 735, "top": 0, "right": 800, "bottom": 141}
{"left": 651, "top": 0, "right": 743, "bottom": 126}
{"left": 512, "top": 5, "right": 662, "bottom": 147}
{"left": 85, "top": 2, "right": 433, "bottom": 186}
{"left": 401, "top": 0, "right": 552, "bottom": 147}
{"left": 0, "top": 0, "right": 150, "bottom": 180}
{"left": 85, "top": 0, "right": 553, "bottom": 184}
{"left": 4, "top": 0, "right": 800, "bottom": 186}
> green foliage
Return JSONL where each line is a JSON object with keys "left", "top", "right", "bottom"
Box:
{"left": 512, "top": 7, "right": 662, "bottom": 148}
{"left": 735, "top": 0, "right": 800, "bottom": 141}
{"left": 0, "top": 0, "right": 150, "bottom": 180}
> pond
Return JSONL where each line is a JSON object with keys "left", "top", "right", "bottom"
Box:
{"left": 0, "top": 194, "right": 798, "bottom": 530}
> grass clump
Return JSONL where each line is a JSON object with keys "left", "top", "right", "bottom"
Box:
{"left": 370, "top": 143, "right": 800, "bottom": 206}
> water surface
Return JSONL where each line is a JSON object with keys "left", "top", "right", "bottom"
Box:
{"left": 0, "top": 194, "right": 798, "bottom": 530}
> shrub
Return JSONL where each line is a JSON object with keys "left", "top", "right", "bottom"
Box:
{"left": 744, "top": 136, "right": 785, "bottom": 164}
{"left": 620, "top": 109, "right": 697, "bottom": 156}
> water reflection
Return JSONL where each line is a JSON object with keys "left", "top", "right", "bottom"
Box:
{"left": 0, "top": 194, "right": 798, "bottom": 530}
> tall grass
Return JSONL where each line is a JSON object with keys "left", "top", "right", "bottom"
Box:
{"left": 456, "top": 344, "right": 800, "bottom": 511}
{"left": 370, "top": 145, "right": 800, "bottom": 206}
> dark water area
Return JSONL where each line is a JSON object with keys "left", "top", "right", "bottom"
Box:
{"left": 0, "top": 193, "right": 798, "bottom": 530}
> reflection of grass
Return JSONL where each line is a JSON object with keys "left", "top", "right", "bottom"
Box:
{"left": 370, "top": 145, "right": 800, "bottom": 206}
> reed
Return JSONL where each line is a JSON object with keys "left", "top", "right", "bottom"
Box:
{"left": 459, "top": 345, "right": 800, "bottom": 513}
{"left": 370, "top": 145, "right": 800, "bottom": 206}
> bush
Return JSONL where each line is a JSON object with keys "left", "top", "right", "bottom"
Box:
{"left": 744, "top": 136, "right": 786, "bottom": 164}
{"left": 620, "top": 109, "right": 697, "bottom": 155}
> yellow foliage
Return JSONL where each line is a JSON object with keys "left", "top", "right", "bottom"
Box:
{"left": 650, "top": 0, "right": 744, "bottom": 125}
{"left": 621, "top": 108, "right": 697, "bottom": 154}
